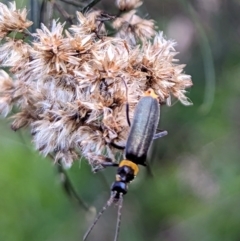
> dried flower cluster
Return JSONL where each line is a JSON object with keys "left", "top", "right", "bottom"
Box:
{"left": 0, "top": 1, "right": 192, "bottom": 168}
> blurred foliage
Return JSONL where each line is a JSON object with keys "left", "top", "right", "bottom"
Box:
{"left": 1, "top": 0, "right": 240, "bottom": 241}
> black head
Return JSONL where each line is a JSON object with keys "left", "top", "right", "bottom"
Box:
{"left": 111, "top": 181, "right": 128, "bottom": 199}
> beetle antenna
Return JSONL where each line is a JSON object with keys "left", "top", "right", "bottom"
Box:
{"left": 120, "top": 77, "right": 131, "bottom": 127}
{"left": 83, "top": 193, "right": 115, "bottom": 241}
{"left": 114, "top": 193, "right": 124, "bottom": 241}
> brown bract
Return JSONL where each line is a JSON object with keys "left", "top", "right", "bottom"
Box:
{"left": 0, "top": 2, "right": 192, "bottom": 169}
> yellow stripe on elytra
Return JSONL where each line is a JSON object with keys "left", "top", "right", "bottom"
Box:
{"left": 119, "top": 160, "right": 139, "bottom": 176}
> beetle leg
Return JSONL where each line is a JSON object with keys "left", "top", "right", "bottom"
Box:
{"left": 92, "top": 156, "right": 119, "bottom": 172}
{"left": 153, "top": 130, "right": 168, "bottom": 139}
{"left": 110, "top": 142, "right": 125, "bottom": 150}
{"left": 126, "top": 102, "right": 131, "bottom": 127}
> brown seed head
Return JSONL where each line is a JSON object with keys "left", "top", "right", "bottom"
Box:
{"left": 0, "top": 2, "right": 192, "bottom": 168}
{"left": 0, "top": 2, "right": 32, "bottom": 39}
{"left": 115, "top": 0, "right": 143, "bottom": 11}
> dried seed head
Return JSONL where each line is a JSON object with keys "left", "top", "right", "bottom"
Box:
{"left": 0, "top": 38, "right": 31, "bottom": 69}
{"left": 0, "top": 70, "right": 14, "bottom": 116}
{"left": 30, "top": 20, "right": 82, "bottom": 75}
{"left": 113, "top": 10, "right": 156, "bottom": 44}
{"left": 0, "top": 2, "right": 192, "bottom": 168}
{"left": 70, "top": 11, "right": 102, "bottom": 35}
{"left": 0, "top": 2, "right": 32, "bottom": 39}
{"left": 115, "top": 0, "right": 143, "bottom": 11}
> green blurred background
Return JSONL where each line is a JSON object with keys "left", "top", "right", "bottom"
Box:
{"left": 1, "top": 0, "right": 240, "bottom": 241}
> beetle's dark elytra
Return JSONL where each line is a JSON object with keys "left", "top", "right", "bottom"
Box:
{"left": 125, "top": 96, "right": 160, "bottom": 166}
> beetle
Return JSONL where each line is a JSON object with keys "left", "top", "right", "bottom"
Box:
{"left": 83, "top": 88, "right": 167, "bottom": 241}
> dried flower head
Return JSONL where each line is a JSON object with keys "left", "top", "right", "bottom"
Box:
{"left": 0, "top": 38, "right": 31, "bottom": 70}
{"left": 70, "top": 11, "right": 102, "bottom": 35}
{"left": 115, "top": 0, "right": 143, "bottom": 11}
{"left": 30, "top": 20, "right": 81, "bottom": 74}
{"left": 0, "top": 2, "right": 32, "bottom": 39}
{"left": 0, "top": 2, "right": 192, "bottom": 169}
{"left": 113, "top": 10, "right": 156, "bottom": 44}
{"left": 0, "top": 70, "right": 14, "bottom": 116}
